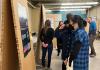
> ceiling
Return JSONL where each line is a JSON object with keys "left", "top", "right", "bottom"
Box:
{"left": 28, "top": 0, "right": 100, "bottom": 10}
{"left": 29, "top": 0, "right": 100, "bottom": 4}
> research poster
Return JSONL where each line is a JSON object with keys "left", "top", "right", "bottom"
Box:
{"left": 17, "top": 3, "right": 31, "bottom": 57}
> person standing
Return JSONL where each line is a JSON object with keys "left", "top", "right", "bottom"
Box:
{"left": 87, "top": 17, "right": 97, "bottom": 57}
{"left": 40, "top": 20, "right": 54, "bottom": 70}
{"left": 69, "top": 15, "right": 89, "bottom": 70}
{"left": 61, "top": 13, "right": 74, "bottom": 70}
{"left": 55, "top": 21, "right": 63, "bottom": 56}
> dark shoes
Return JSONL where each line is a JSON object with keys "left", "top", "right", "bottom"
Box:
{"left": 57, "top": 53, "right": 60, "bottom": 56}
{"left": 90, "top": 53, "right": 96, "bottom": 57}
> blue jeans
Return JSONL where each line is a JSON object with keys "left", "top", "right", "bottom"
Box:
{"left": 42, "top": 44, "right": 53, "bottom": 68}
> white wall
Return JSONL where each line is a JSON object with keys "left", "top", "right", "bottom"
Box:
{"left": 28, "top": 6, "right": 40, "bottom": 33}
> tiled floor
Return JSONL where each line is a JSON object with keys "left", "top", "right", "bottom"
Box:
{"left": 37, "top": 40, "right": 100, "bottom": 70}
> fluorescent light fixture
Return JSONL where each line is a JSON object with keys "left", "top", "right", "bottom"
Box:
{"left": 48, "top": 6, "right": 92, "bottom": 9}
{"left": 46, "top": 9, "right": 86, "bottom": 12}
{"left": 45, "top": 2, "right": 99, "bottom": 6}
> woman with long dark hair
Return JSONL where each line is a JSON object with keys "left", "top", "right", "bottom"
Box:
{"left": 55, "top": 21, "right": 64, "bottom": 56}
{"left": 40, "top": 20, "right": 54, "bottom": 70}
{"left": 69, "top": 15, "right": 89, "bottom": 70}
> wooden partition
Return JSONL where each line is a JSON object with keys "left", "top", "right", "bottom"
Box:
{"left": 11, "top": 0, "right": 36, "bottom": 70}
{"left": 1, "top": 0, "right": 36, "bottom": 70}
{"left": 0, "top": 0, "right": 2, "bottom": 69}
{"left": 2, "top": 0, "right": 19, "bottom": 70}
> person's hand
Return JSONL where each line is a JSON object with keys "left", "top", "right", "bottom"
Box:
{"left": 45, "top": 44, "right": 48, "bottom": 47}
{"left": 42, "top": 42, "right": 45, "bottom": 47}
{"left": 42, "top": 42, "right": 48, "bottom": 48}
{"left": 59, "top": 24, "right": 65, "bottom": 29}
{"left": 64, "top": 59, "right": 68, "bottom": 65}
{"left": 59, "top": 26, "right": 62, "bottom": 29}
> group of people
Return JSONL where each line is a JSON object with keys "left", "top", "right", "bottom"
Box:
{"left": 40, "top": 13, "right": 97, "bottom": 70}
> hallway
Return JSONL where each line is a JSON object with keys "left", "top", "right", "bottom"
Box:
{"left": 1, "top": 0, "right": 100, "bottom": 70}
{"left": 37, "top": 40, "right": 100, "bottom": 70}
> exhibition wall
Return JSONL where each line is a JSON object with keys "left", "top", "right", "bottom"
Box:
{"left": 11, "top": 0, "right": 36, "bottom": 70}
{"left": 1, "top": 0, "right": 36, "bottom": 70}
{"left": 28, "top": 6, "right": 40, "bottom": 33}
{"left": 28, "top": 6, "right": 33, "bottom": 33}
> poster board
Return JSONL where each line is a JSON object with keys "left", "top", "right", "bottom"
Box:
{"left": 11, "top": 0, "right": 36, "bottom": 70}
{"left": 17, "top": 3, "right": 31, "bottom": 57}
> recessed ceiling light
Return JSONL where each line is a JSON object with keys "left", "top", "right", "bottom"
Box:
{"left": 46, "top": 9, "right": 86, "bottom": 12}
{"left": 45, "top": 2, "right": 99, "bottom": 6}
{"left": 47, "top": 6, "right": 92, "bottom": 9}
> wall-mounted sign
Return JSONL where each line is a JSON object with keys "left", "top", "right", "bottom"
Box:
{"left": 18, "top": 3, "right": 31, "bottom": 57}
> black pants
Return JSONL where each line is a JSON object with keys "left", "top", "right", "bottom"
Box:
{"left": 57, "top": 45, "right": 62, "bottom": 55}
{"left": 57, "top": 39, "right": 62, "bottom": 55}
{"left": 42, "top": 44, "right": 53, "bottom": 68}
{"left": 62, "top": 62, "right": 67, "bottom": 70}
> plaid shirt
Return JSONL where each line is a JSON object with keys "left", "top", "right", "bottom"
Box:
{"left": 73, "top": 28, "right": 89, "bottom": 70}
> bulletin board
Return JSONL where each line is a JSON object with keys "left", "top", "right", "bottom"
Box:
{"left": 11, "top": 0, "right": 36, "bottom": 70}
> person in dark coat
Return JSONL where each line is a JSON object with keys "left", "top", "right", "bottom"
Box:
{"left": 60, "top": 13, "right": 74, "bottom": 70}
{"left": 40, "top": 20, "right": 54, "bottom": 69}
{"left": 55, "top": 21, "right": 64, "bottom": 56}
{"left": 69, "top": 15, "right": 89, "bottom": 70}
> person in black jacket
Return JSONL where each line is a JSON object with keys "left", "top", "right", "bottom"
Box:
{"left": 61, "top": 13, "right": 74, "bottom": 70}
{"left": 40, "top": 20, "right": 54, "bottom": 69}
{"left": 55, "top": 21, "right": 64, "bottom": 56}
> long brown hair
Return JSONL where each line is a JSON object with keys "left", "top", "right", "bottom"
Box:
{"left": 44, "top": 20, "right": 51, "bottom": 33}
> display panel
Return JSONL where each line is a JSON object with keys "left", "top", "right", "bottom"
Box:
{"left": 18, "top": 3, "right": 31, "bottom": 57}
